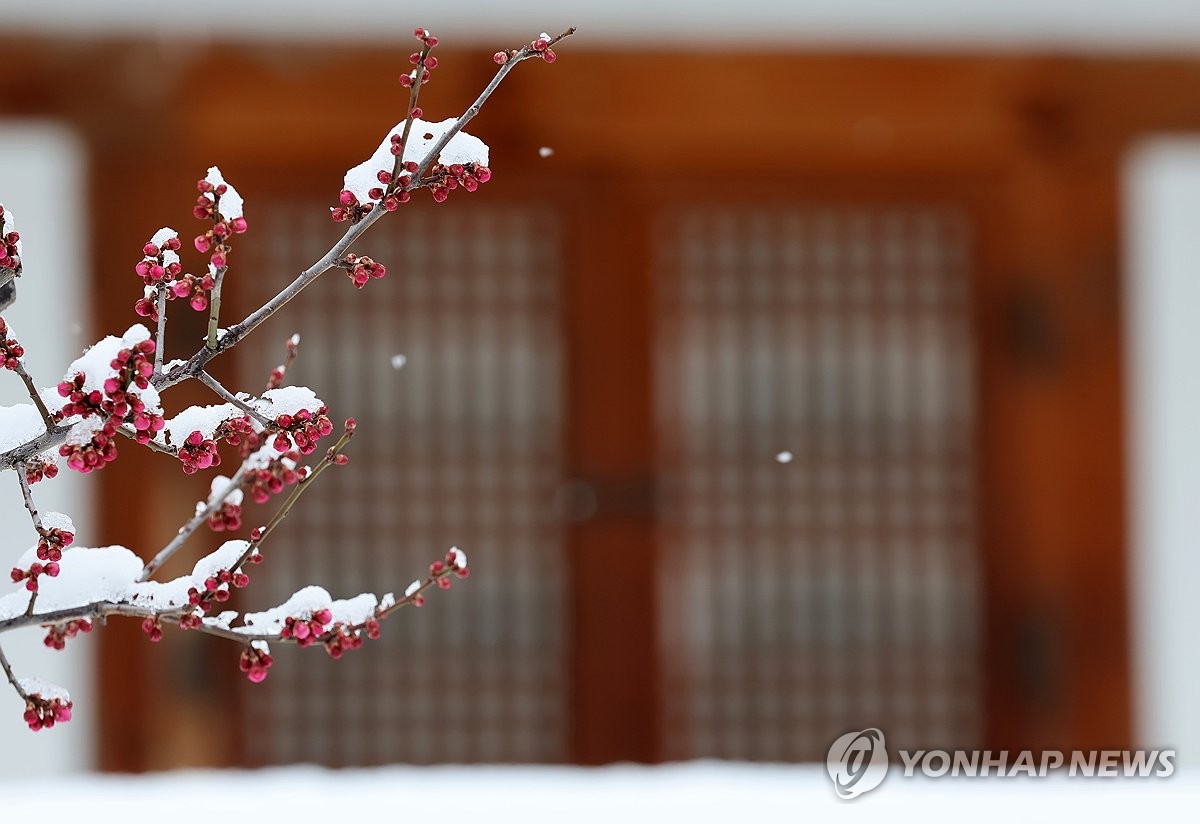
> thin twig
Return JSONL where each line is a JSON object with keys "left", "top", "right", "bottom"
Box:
{"left": 0, "top": 643, "right": 27, "bottom": 700}
{"left": 197, "top": 370, "right": 272, "bottom": 427}
{"left": 12, "top": 360, "right": 53, "bottom": 432}
{"left": 228, "top": 429, "right": 354, "bottom": 574}
{"left": 206, "top": 268, "right": 226, "bottom": 350}
{"left": 138, "top": 457, "right": 253, "bottom": 582}
{"left": 153, "top": 285, "right": 168, "bottom": 375}
{"left": 388, "top": 42, "right": 433, "bottom": 192}
{"left": 15, "top": 462, "right": 43, "bottom": 531}
{"left": 409, "top": 27, "right": 577, "bottom": 186}
{"left": 266, "top": 334, "right": 300, "bottom": 391}
{"left": 115, "top": 425, "right": 178, "bottom": 456}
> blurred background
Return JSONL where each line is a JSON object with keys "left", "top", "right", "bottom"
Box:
{"left": 0, "top": 0, "right": 1198, "bottom": 778}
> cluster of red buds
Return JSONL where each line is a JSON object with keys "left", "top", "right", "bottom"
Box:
{"left": 59, "top": 427, "right": 118, "bottom": 474}
{"left": 207, "top": 499, "right": 243, "bottom": 532}
{"left": 56, "top": 340, "right": 164, "bottom": 444}
{"left": 55, "top": 373, "right": 106, "bottom": 420}
{"left": 430, "top": 557, "right": 470, "bottom": 590}
{"left": 246, "top": 452, "right": 306, "bottom": 504}
{"left": 494, "top": 33, "right": 557, "bottom": 66}
{"left": 43, "top": 619, "right": 92, "bottom": 651}
{"left": 22, "top": 455, "right": 59, "bottom": 485}
{"left": 134, "top": 236, "right": 183, "bottom": 287}
{"left": 330, "top": 188, "right": 374, "bottom": 224}
{"left": 428, "top": 161, "right": 491, "bottom": 204}
{"left": 186, "top": 567, "right": 252, "bottom": 615}
{"left": 339, "top": 253, "right": 387, "bottom": 289}
{"left": 279, "top": 608, "right": 333, "bottom": 648}
{"left": 0, "top": 317, "right": 23, "bottom": 370}
{"left": 141, "top": 616, "right": 164, "bottom": 643}
{"left": 239, "top": 645, "right": 274, "bottom": 683}
{"left": 214, "top": 414, "right": 257, "bottom": 450}
{"left": 172, "top": 271, "right": 217, "bottom": 312}
{"left": 104, "top": 342, "right": 165, "bottom": 442}
{"left": 23, "top": 694, "right": 72, "bottom": 731}
{"left": 132, "top": 231, "right": 216, "bottom": 317}
{"left": 369, "top": 167, "right": 412, "bottom": 212}
{"left": 178, "top": 430, "right": 221, "bottom": 475}
{"left": 271, "top": 407, "right": 333, "bottom": 455}
{"left": 193, "top": 177, "right": 248, "bottom": 270}
{"left": 36, "top": 526, "right": 74, "bottom": 563}
{"left": 322, "top": 624, "right": 366, "bottom": 659}
{"left": 0, "top": 204, "right": 20, "bottom": 271}
{"left": 400, "top": 28, "right": 439, "bottom": 88}
{"left": 10, "top": 561, "right": 60, "bottom": 593}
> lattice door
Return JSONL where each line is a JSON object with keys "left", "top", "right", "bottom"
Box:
{"left": 655, "top": 205, "right": 983, "bottom": 760}
{"left": 238, "top": 202, "right": 567, "bottom": 765}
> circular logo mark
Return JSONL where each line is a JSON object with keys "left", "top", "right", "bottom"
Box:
{"left": 826, "top": 728, "right": 888, "bottom": 799}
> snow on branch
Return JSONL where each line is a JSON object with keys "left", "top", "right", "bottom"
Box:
{"left": 0, "top": 25, "right": 571, "bottom": 731}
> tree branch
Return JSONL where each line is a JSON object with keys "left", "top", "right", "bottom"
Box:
{"left": 206, "top": 268, "right": 226, "bottom": 350}
{"left": 153, "top": 285, "right": 168, "bottom": 375}
{"left": 115, "top": 425, "right": 178, "bottom": 457}
{"left": 138, "top": 457, "right": 253, "bottom": 582}
{"left": 11, "top": 359, "right": 53, "bottom": 432}
{"left": 0, "top": 642, "right": 26, "bottom": 700}
{"left": 0, "top": 31, "right": 571, "bottom": 474}
{"left": 16, "top": 462, "right": 43, "bottom": 531}
{"left": 196, "top": 370, "right": 272, "bottom": 427}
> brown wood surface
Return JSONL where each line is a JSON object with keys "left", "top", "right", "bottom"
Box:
{"left": 0, "top": 39, "right": 1174, "bottom": 767}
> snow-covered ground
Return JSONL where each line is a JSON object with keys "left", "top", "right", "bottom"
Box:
{"left": 0, "top": 763, "right": 1195, "bottom": 820}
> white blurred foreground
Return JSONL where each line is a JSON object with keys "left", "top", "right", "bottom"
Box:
{"left": 1, "top": 763, "right": 1196, "bottom": 820}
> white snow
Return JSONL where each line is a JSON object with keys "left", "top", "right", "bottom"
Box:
{"left": 203, "top": 610, "right": 239, "bottom": 631}
{"left": 404, "top": 579, "right": 421, "bottom": 598}
{"left": 343, "top": 118, "right": 489, "bottom": 204}
{"left": 0, "top": 403, "right": 48, "bottom": 451}
{"left": 203, "top": 166, "right": 244, "bottom": 221}
{"left": 775, "top": 450, "right": 794, "bottom": 464}
{"left": 449, "top": 546, "right": 467, "bottom": 570}
{"left": 0, "top": 764, "right": 1196, "bottom": 821}
{"left": 201, "top": 474, "right": 244, "bottom": 511}
{"left": 127, "top": 576, "right": 193, "bottom": 611}
{"left": 163, "top": 402, "right": 240, "bottom": 444}
{"left": 539, "top": 146, "right": 555, "bottom": 158}
{"left": 60, "top": 324, "right": 162, "bottom": 415}
{"left": 238, "top": 585, "right": 379, "bottom": 635}
{"left": 15, "top": 678, "right": 69, "bottom": 703}
{"left": 0, "top": 546, "right": 143, "bottom": 620}
{"left": 1, "top": 205, "right": 19, "bottom": 256}
{"left": 149, "top": 227, "right": 180, "bottom": 268}
{"left": 40, "top": 511, "right": 75, "bottom": 534}
{"left": 191, "top": 539, "right": 251, "bottom": 581}
{"left": 251, "top": 386, "right": 323, "bottom": 420}
{"left": 390, "top": 353, "right": 407, "bottom": 370}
